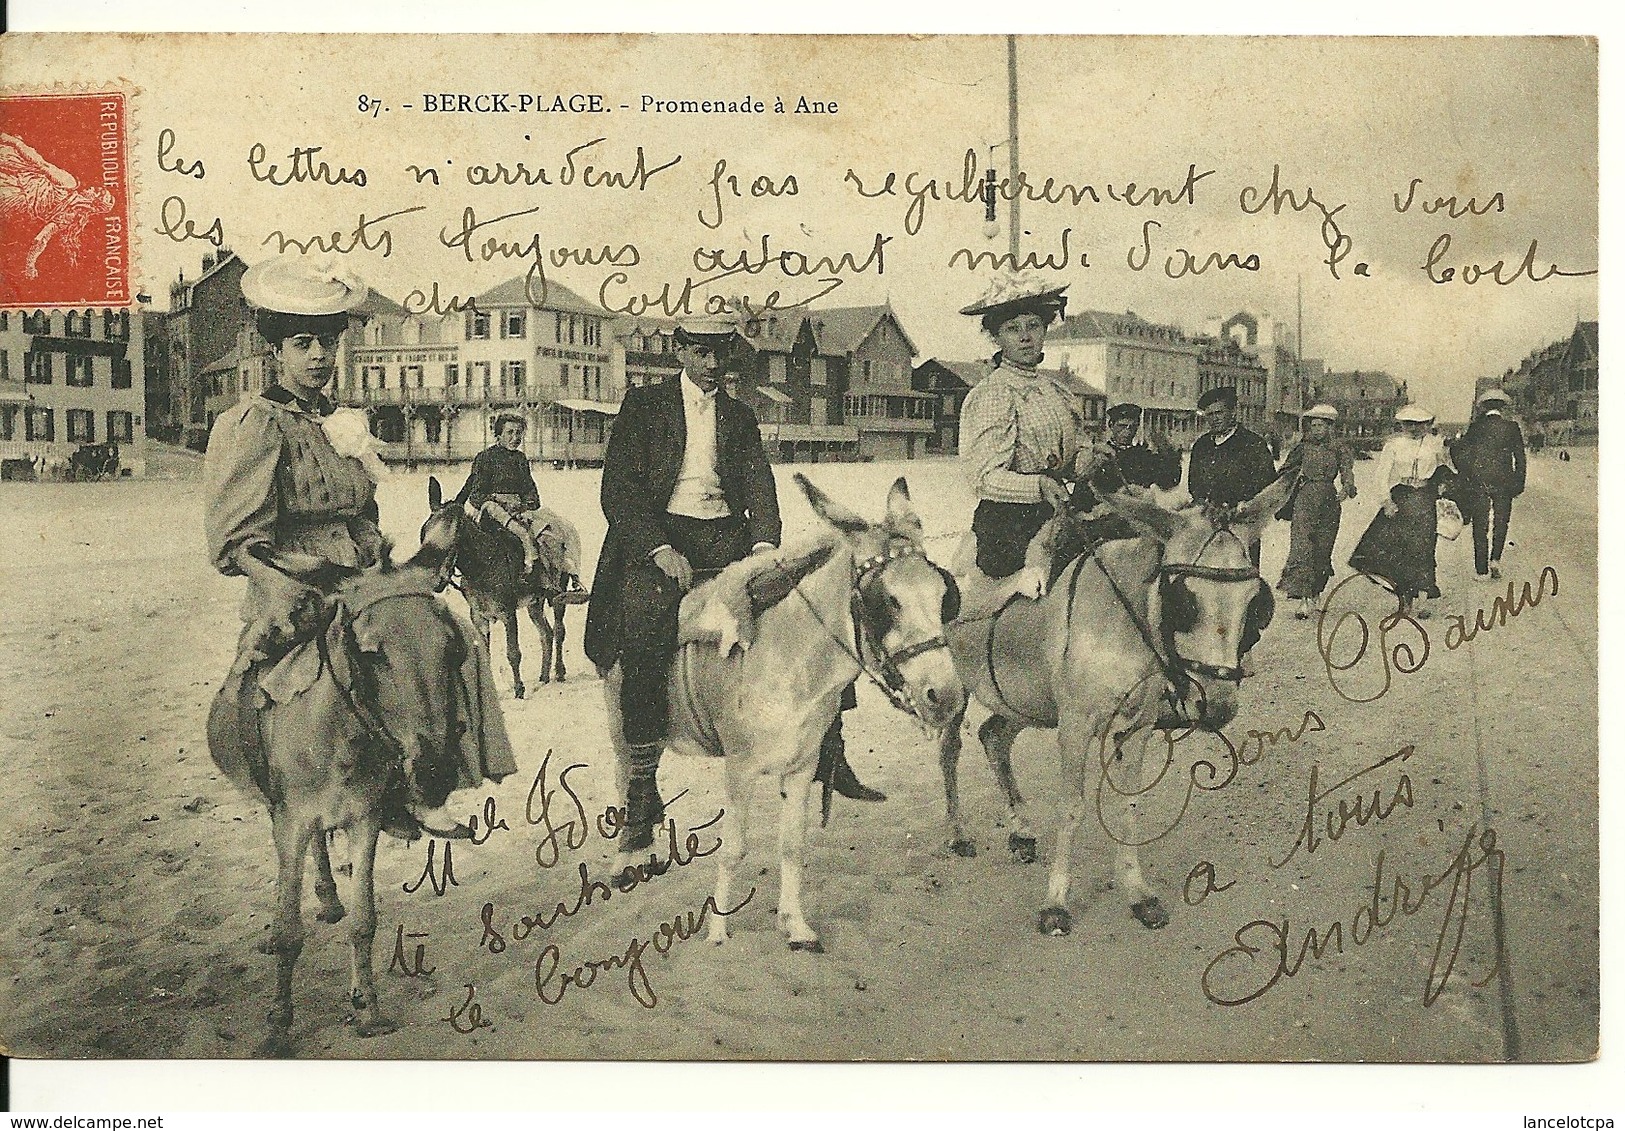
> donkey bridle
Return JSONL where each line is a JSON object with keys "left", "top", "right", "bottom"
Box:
{"left": 1158, "top": 558, "right": 1266, "bottom": 684}
{"left": 789, "top": 539, "right": 951, "bottom": 720}
{"left": 315, "top": 588, "right": 468, "bottom": 774}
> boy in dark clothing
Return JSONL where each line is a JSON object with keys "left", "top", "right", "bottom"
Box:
{"left": 457, "top": 413, "right": 547, "bottom": 575}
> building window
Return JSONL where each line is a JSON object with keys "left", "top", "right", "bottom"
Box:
{"left": 468, "top": 361, "right": 490, "bottom": 388}
{"left": 467, "top": 311, "right": 491, "bottom": 341}
{"left": 0, "top": 312, "right": 7, "bottom": 331}
{"left": 501, "top": 360, "right": 526, "bottom": 387}
{"left": 445, "top": 363, "right": 458, "bottom": 388}
{"left": 26, "top": 407, "right": 55, "bottom": 441}
{"left": 106, "top": 410, "right": 134, "bottom": 442}
{"left": 112, "top": 357, "right": 132, "bottom": 389}
{"left": 424, "top": 415, "right": 442, "bottom": 444}
{"left": 23, "top": 311, "right": 51, "bottom": 335}
{"left": 502, "top": 311, "right": 526, "bottom": 339}
{"left": 404, "top": 365, "right": 424, "bottom": 389}
{"left": 559, "top": 363, "right": 570, "bottom": 389}
{"left": 554, "top": 313, "right": 564, "bottom": 344}
{"left": 567, "top": 316, "right": 578, "bottom": 345}
{"left": 68, "top": 408, "right": 95, "bottom": 442}
{"left": 861, "top": 359, "right": 871, "bottom": 382}
{"left": 103, "top": 310, "right": 129, "bottom": 339}
{"left": 0, "top": 351, "right": 7, "bottom": 381}
{"left": 24, "top": 352, "right": 52, "bottom": 383}
{"left": 593, "top": 367, "right": 602, "bottom": 399}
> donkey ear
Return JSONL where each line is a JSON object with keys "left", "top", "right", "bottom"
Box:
{"left": 428, "top": 475, "right": 444, "bottom": 510}
{"left": 1232, "top": 472, "right": 1295, "bottom": 541}
{"left": 1103, "top": 489, "right": 1183, "bottom": 544}
{"left": 796, "top": 472, "right": 869, "bottom": 536}
{"left": 407, "top": 507, "right": 459, "bottom": 575}
{"left": 884, "top": 477, "right": 924, "bottom": 542}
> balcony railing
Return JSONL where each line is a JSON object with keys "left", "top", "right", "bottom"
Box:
{"left": 342, "top": 385, "right": 550, "bottom": 408}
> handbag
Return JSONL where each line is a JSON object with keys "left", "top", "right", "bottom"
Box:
{"left": 1436, "top": 498, "right": 1465, "bottom": 541}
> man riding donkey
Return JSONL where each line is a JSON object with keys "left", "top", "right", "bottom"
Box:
{"left": 205, "top": 258, "right": 515, "bottom": 841}
{"left": 583, "top": 317, "right": 882, "bottom": 861}
{"left": 456, "top": 412, "right": 584, "bottom": 589}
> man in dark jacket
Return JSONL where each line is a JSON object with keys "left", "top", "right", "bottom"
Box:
{"left": 584, "top": 318, "right": 877, "bottom": 852}
{"left": 1066, "top": 402, "right": 1184, "bottom": 545}
{"left": 1187, "top": 386, "right": 1278, "bottom": 566}
{"left": 1452, "top": 388, "right": 1527, "bottom": 581}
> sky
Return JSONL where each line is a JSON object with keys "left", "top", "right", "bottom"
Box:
{"left": 0, "top": 33, "right": 1597, "bottom": 422}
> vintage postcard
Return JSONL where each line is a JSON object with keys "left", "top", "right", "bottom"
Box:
{"left": 0, "top": 32, "right": 1599, "bottom": 1075}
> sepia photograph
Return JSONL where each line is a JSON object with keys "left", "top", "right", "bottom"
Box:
{"left": 0, "top": 26, "right": 1601, "bottom": 1089}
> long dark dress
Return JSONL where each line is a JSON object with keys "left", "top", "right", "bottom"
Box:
{"left": 1277, "top": 439, "right": 1355, "bottom": 599}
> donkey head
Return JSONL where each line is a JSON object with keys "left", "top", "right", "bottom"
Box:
{"left": 1106, "top": 475, "right": 1291, "bottom": 730}
{"left": 796, "top": 474, "right": 965, "bottom": 731}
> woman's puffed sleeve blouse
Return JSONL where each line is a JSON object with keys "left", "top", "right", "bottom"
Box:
{"left": 204, "top": 395, "right": 377, "bottom": 575}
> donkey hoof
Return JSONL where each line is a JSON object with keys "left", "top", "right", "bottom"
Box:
{"left": 1009, "top": 834, "right": 1038, "bottom": 864}
{"left": 315, "top": 903, "right": 346, "bottom": 925}
{"left": 949, "top": 838, "right": 978, "bottom": 858}
{"left": 536, "top": 673, "right": 551, "bottom": 686}
{"left": 1131, "top": 897, "right": 1169, "bottom": 930}
{"left": 1038, "top": 906, "right": 1072, "bottom": 936}
{"left": 788, "top": 939, "right": 825, "bottom": 954}
{"left": 255, "top": 1029, "right": 295, "bottom": 1059}
{"left": 514, "top": 684, "right": 526, "bottom": 700}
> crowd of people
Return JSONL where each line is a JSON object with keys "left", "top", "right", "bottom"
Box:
{"left": 199, "top": 260, "right": 1536, "bottom": 860}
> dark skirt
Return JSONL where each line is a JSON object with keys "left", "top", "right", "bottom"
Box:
{"left": 1349, "top": 484, "right": 1439, "bottom": 599}
{"left": 972, "top": 499, "right": 1054, "bottom": 579}
{"left": 1278, "top": 480, "right": 1343, "bottom": 598}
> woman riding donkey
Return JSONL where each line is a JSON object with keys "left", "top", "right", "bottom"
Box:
{"left": 955, "top": 272, "right": 1085, "bottom": 600}
{"left": 205, "top": 258, "right": 516, "bottom": 841}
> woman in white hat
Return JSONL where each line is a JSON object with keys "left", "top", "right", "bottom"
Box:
{"left": 955, "top": 272, "right": 1080, "bottom": 596}
{"left": 1277, "top": 404, "right": 1357, "bottom": 619}
{"left": 1350, "top": 403, "right": 1454, "bottom": 617}
{"left": 204, "top": 258, "right": 515, "bottom": 837}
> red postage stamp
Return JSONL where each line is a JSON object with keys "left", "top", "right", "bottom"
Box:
{"left": 0, "top": 91, "right": 132, "bottom": 308}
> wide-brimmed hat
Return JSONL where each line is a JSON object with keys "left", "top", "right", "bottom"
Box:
{"left": 241, "top": 258, "right": 368, "bottom": 316}
{"left": 1476, "top": 388, "right": 1511, "bottom": 406}
{"left": 1197, "top": 386, "right": 1238, "bottom": 413}
{"left": 959, "top": 271, "right": 1068, "bottom": 323}
{"left": 673, "top": 316, "right": 741, "bottom": 347}
{"left": 1106, "top": 402, "right": 1143, "bottom": 424}
{"left": 1395, "top": 404, "right": 1435, "bottom": 424}
{"left": 1303, "top": 403, "right": 1339, "bottom": 421}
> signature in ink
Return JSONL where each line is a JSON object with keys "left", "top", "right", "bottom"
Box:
{"left": 1201, "top": 824, "right": 1505, "bottom": 1008}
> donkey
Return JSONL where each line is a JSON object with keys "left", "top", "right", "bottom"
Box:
{"left": 427, "top": 476, "right": 586, "bottom": 696}
{"left": 601, "top": 475, "right": 964, "bottom": 952}
{"left": 938, "top": 479, "right": 1291, "bottom": 936}
{"left": 207, "top": 515, "right": 494, "bottom": 1057}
